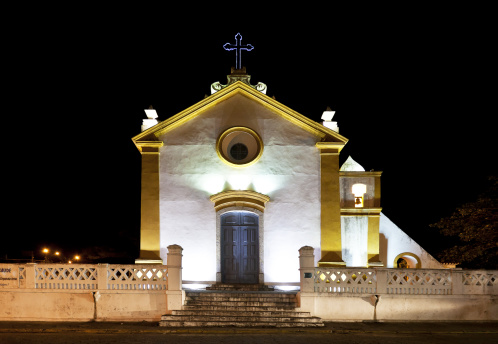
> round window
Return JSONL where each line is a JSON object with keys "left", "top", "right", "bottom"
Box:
{"left": 230, "top": 143, "right": 249, "bottom": 160}
{"left": 216, "top": 127, "right": 263, "bottom": 167}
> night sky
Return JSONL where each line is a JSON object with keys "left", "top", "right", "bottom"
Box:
{"left": 3, "top": 13, "right": 494, "bottom": 263}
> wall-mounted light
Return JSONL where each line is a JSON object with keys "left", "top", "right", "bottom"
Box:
{"left": 352, "top": 183, "right": 367, "bottom": 208}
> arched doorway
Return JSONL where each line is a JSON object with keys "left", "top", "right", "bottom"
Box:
{"left": 220, "top": 211, "right": 259, "bottom": 284}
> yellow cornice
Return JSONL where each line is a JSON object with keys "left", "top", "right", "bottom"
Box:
{"left": 135, "top": 141, "right": 164, "bottom": 154}
{"left": 315, "top": 142, "right": 346, "bottom": 154}
{"left": 339, "top": 171, "right": 383, "bottom": 177}
{"left": 131, "top": 81, "right": 348, "bottom": 151}
{"left": 210, "top": 190, "right": 270, "bottom": 213}
{"left": 340, "top": 208, "right": 382, "bottom": 216}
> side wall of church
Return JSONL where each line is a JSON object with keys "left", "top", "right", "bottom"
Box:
{"left": 379, "top": 213, "right": 444, "bottom": 268}
{"left": 157, "top": 95, "right": 322, "bottom": 284}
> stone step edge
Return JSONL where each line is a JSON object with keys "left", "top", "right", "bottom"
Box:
{"left": 161, "top": 315, "right": 322, "bottom": 322}
{"left": 159, "top": 321, "right": 324, "bottom": 327}
{"left": 186, "top": 301, "right": 296, "bottom": 306}
{"left": 171, "top": 310, "right": 313, "bottom": 317}
{"left": 182, "top": 306, "right": 297, "bottom": 311}
{"left": 185, "top": 296, "right": 296, "bottom": 302}
{"left": 186, "top": 291, "right": 295, "bottom": 295}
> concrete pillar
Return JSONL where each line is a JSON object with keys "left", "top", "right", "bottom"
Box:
{"left": 298, "top": 246, "right": 316, "bottom": 314}
{"left": 316, "top": 143, "right": 345, "bottom": 266}
{"left": 166, "top": 245, "right": 183, "bottom": 291}
{"left": 299, "top": 246, "right": 315, "bottom": 293}
{"left": 166, "top": 245, "right": 184, "bottom": 312}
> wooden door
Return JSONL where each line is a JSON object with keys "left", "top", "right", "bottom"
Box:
{"left": 221, "top": 212, "right": 259, "bottom": 284}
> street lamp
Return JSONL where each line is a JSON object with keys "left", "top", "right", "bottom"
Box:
{"left": 42, "top": 248, "right": 49, "bottom": 262}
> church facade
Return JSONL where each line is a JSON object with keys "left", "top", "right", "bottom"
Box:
{"left": 132, "top": 69, "right": 444, "bottom": 287}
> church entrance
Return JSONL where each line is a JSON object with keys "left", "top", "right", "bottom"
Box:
{"left": 221, "top": 212, "right": 259, "bottom": 284}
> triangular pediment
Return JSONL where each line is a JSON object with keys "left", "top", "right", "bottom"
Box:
{"left": 132, "top": 81, "right": 348, "bottom": 151}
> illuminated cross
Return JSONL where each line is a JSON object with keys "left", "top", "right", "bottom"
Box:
{"left": 223, "top": 33, "right": 254, "bottom": 70}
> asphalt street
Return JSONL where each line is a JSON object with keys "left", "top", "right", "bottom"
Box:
{"left": 0, "top": 321, "right": 497, "bottom": 344}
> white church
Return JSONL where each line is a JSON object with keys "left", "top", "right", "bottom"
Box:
{"left": 132, "top": 47, "right": 445, "bottom": 288}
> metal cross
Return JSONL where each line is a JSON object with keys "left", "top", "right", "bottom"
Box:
{"left": 223, "top": 33, "right": 254, "bottom": 70}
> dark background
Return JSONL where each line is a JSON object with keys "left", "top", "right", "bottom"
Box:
{"left": 2, "top": 9, "right": 494, "bottom": 263}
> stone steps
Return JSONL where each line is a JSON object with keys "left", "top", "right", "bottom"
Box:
{"left": 172, "top": 309, "right": 313, "bottom": 317}
{"left": 182, "top": 305, "right": 297, "bottom": 311}
{"left": 185, "top": 300, "right": 297, "bottom": 307}
{"left": 160, "top": 285, "right": 324, "bottom": 327}
{"left": 206, "top": 283, "right": 275, "bottom": 291}
{"left": 162, "top": 314, "right": 323, "bottom": 323}
{"left": 161, "top": 321, "right": 324, "bottom": 327}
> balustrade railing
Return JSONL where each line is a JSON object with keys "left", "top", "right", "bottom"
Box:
{"left": 1, "top": 263, "right": 168, "bottom": 291}
{"left": 385, "top": 269, "right": 452, "bottom": 295}
{"left": 34, "top": 265, "right": 98, "bottom": 290}
{"left": 314, "top": 268, "right": 377, "bottom": 293}
{"left": 309, "top": 267, "right": 497, "bottom": 295}
{"left": 107, "top": 265, "right": 168, "bottom": 290}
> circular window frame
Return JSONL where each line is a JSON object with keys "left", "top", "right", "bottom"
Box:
{"left": 216, "top": 127, "right": 264, "bottom": 168}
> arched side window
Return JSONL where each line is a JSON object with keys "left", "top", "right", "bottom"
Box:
{"left": 394, "top": 252, "right": 421, "bottom": 268}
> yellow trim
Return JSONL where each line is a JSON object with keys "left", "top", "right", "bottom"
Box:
{"left": 394, "top": 252, "right": 422, "bottom": 268}
{"left": 216, "top": 126, "right": 264, "bottom": 168}
{"left": 339, "top": 171, "right": 383, "bottom": 177}
{"left": 135, "top": 141, "right": 164, "bottom": 154}
{"left": 132, "top": 81, "right": 348, "bottom": 151}
{"left": 318, "top": 150, "right": 344, "bottom": 266}
{"left": 210, "top": 190, "right": 270, "bottom": 212}
{"left": 315, "top": 142, "right": 346, "bottom": 153}
{"left": 340, "top": 208, "right": 382, "bottom": 216}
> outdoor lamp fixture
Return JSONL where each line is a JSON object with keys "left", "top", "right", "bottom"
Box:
{"left": 352, "top": 183, "right": 367, "bottom": 208}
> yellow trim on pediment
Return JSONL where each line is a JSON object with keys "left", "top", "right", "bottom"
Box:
{"left": 210, "top": 190, "right": 270, "bottom": 213}
{"left": 132, "top": 81, "right": 348, "bottom": 151}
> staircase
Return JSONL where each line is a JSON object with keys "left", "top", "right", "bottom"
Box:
{"left": 160, "top": 284, "right": 323, "bottom": 327}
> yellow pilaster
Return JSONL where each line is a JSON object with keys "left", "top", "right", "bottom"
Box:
{"left": 368, "top": 174, "right": 382, "bottom": 265}
{"left": 136, "top": 141, "right": 163, "bottom": 263}
{"left": 316, "top": 142, "right": 346, "bottom": 266}
{"left": 367, "top": 214, "right": 381, "bottom": 264}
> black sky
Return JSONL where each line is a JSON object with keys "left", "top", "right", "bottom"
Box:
{"left": 3, "top": 10, "right": 495, "bottom": 262}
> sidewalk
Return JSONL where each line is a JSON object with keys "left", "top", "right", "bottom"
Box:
{"left": 0, "top": 321, "right": 496, "bottom": 335}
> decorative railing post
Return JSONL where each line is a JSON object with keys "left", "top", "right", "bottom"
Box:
{"left": 376, "top": 268, "right": 387, "bottom": 294}
{"left": 450, "top": 269, "right": 462, "bottom": 295}
{"left": 97, "top": 264, "right": 109, "bottom": 290}
{"left": 166, "top": 245, "right": 184, "bottom": 312}
{"left": 24, "top": 263, "right": 36, "bottom": 289}
{"left": 299, "top": 246, "right": 315, "bottom": 292}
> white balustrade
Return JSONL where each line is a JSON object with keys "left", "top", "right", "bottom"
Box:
{"left": 107, "top": 265, "right": 168, "bottom": 290}
{"left": 460, "top": 270, "right": 498, "bottom": 295}
{"left": 1, "top": 264, "right": 168, "bottom": 291}
{"left": 309, "top": 267, "right": 497, "bottom": 295}
{"left": 386, "top": 269, "right": 452, "bottom": 295}
{"left": 314, "top": 268, "right": 377, "bottom": 293}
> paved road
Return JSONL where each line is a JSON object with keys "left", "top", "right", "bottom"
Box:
{"left": 0, "top": 321, "right": 496, "bottom": 344}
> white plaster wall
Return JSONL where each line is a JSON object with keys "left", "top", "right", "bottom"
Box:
{"left": 341, "top": 216, "right": 369, "bottom": 267}
{"left": 379, "top": 212, "right": 444, "bottom": 268}
{"left": 158, "top": 94, "right": 321, "bottom": 284}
